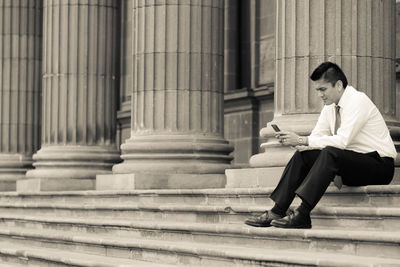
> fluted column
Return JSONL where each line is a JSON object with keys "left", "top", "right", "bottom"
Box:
{"left": 0, "top": 0, "right": 42, "bottom": 190}
{"left": 113, "top": 0, "right": 233, "bottom": 177}
{"left": 116, "top": 0, "right": 133, "bottom": 147}
{"left": 26, "top": 0, "right": 120, "bottom": 184}
{"left": 250, "top": 0, "right": 398, "bottom": 167}
{"left": 224, "top": 0, "right": 238, "bottom": 92}
{"left": 120, "top": 0, "right": 133, "bottom": 104}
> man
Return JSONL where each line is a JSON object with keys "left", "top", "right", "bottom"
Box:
{"left": 245, "top": 61, "right": 397, "bottom": 229}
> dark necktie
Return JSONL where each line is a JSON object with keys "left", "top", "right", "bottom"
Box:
{"left": 334, "top": 105, "right": 341, "bottom": 135}
{"left": 333, "top": 104, "right": 343, "bottom": 189}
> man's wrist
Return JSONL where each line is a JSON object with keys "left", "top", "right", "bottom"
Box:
{"left": 298, "top": 136, "right": 308, "bottom": 145}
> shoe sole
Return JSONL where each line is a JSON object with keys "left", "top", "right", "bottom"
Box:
{"left": 270, "top": 221, "right": 311, "bottom": 229}
{"left": 244, "top": 221, "right": 272, "bottom": 227}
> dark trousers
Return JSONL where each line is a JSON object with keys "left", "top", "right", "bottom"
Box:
{"left": 270, "top": 146, "right": 395, "bottom": 210}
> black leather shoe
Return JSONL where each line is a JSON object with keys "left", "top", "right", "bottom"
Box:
{"left": 244, "top": 210, "right": 284, "bottom": 227}
{"left": 270, "top": 210, "right": 312, "bottom": 229}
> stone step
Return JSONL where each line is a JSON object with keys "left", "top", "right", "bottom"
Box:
{"left": 311, "top": 208, "right": 400, "bottom": 230}
{"left": 0, "top": 203, "right": 399, "bottom": 230}
{"left": 1, "top": 211, "right": 399, "bottom": 239}
{"left": 0, "top": 241, "right": 176, "bottom": 267}
{"left": 0, "top": 214, "right": 399, "bottom": 258}
{"left": 0, "top": 262, "right": 25, "bottom": 267}
{"left": 0, "top": 226, "right": 399, "bottom": 266}
{"left": 1, "top": 185, "right": 399, "bottom": 207}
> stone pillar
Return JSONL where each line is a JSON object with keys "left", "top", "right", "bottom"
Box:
{"left": 250, "top": 0, "right": 398, "bottom": 168}
{"left": 0, "top": 0, "right": 42, "bottom": 191}
{"left": 120, "top": 0, "right": 133, "bottom": 105}
{"left": 224, "top": 0, "right": 238, "bottom": 92}
{"left": 113, "top": 0, "right": 233, "bottom": 188}
{"left": 24, "top": 0, "right": 121, "bottom": 191}
{"left": 116, "top": 0, "right": 133, "bottom": 148}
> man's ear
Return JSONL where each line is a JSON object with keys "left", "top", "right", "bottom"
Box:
{"left": 335, "top": 80, "right": 343, "bottom": 91}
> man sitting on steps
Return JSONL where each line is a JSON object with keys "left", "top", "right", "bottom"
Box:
{"left": 245, "top": 61, "right": 397, "bottom": 229}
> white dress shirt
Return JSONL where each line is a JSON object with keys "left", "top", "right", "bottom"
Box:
{"left": 308, "top": 86, "right": 397, "bottom": 159}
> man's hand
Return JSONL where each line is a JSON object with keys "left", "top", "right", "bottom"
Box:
{"left": 276, "top": 131, "right": 301, "bottom": 146}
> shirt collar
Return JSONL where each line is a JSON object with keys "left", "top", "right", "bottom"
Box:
{"left": 337, "top": 85, "right": 355, "bottom": 109}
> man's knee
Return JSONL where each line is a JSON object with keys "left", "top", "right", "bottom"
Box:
{"left": 321, "top": 146, "right": 342, "bottom": 156}
{"left": 317, "top": 146, "right": 344, "bottom": 165}
{"left": 292, "top": 150, "right": 302, "bottom": 158}
{"left": 290, "top": 150, "right": 306, "bottom": 163}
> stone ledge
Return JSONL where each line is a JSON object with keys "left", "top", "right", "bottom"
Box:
{"left": 226, "top": 167, "right": 400, "bottom": 188}
{"left": 96, "top": 173, "right": 226, "bottom": 190}
{"left": 16, "top": 178, "right": 95, "bottom": 192}
{"left": 0, "top": 180, "right": 16, "bottom": 192}
{"left": 225, "top": 167, "right": 284, "bottom": 188}
{"left": 1, "top": 184, "right": 400, "bottom": 196}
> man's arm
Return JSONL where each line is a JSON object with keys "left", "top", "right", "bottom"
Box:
{"left": 276, "top": 132, "right": 308, "bottom": 146}
{"left": 309, "top": 105, "right": 331, "bottom": 139}
{"left": 276, "top": 106, "right": 330, "bottom": 147}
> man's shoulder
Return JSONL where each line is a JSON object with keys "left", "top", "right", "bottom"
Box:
{"left": 346, "top": 86, "right": 373, "bottom": 106}
{"left": 347, "top": 86, "right": 369, "bottom": 99}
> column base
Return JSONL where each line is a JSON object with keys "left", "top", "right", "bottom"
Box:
{"left": 0, "top": 176, "right": 20, "bottom": 191}
{"left": 0, "top": 154, "right": 33, "bottom": 191}
{"left": 250, "top": 114, "right": 318, "bottom": 167}
{"left": 25, "top": 145, "right": 121, "bottom": 191}
{"left": 225, "top": 167, "right": 284, "bottom": 188}
{"left": 395, "top": 168, "right": 400, "bottom": 184}
{"left": 96, "top": 173, "right": 226, "bottom": 190}
{"left": 113, "top": 134, "right": 234, "bottom": 175}
{"left": 17, "top": 178, "right": 95, "bottom": 192}
{"left": 250, "top": 142, "right": 296, "bottom": 167}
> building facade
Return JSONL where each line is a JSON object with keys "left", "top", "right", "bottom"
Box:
{"left": 0, "top": 0, "right": 399, "bottom": 191}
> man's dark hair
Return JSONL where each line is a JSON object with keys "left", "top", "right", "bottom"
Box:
{"left": 310, "top": 62, "right": 348, "bottom": 89}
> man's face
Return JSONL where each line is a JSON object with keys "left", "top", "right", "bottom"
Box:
{"left": 313, "top": 79, "right": 344, "bottom": 105}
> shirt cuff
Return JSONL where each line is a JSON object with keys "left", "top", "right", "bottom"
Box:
{"left": 307, "top": 135, "right": 321, "bottom": 148}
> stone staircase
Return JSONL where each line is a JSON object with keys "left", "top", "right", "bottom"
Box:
{"left": 0, "top": 185, "right": 398, "bottom": 266}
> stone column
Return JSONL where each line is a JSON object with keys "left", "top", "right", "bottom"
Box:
{"left": 224, "top": 0, "right": 238, "bottom": 92}
{"left": 250, "top": 0, "right": 398, "bottom": 168}
{"left": 0, "top": 0, "right": 42, "bottom": 191}
{"left": 113, "top": 0, "right": 233, "bottom": 188}
{"left": 24, "top": 0, "right": 121, "bottom": 191}
{"left": 120, "top": 0, "right": 133, "bottom": 105}
{"left": 116, "top": 0, "right": 133, "bottom": 147}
